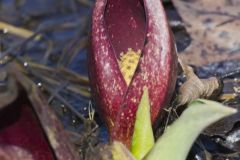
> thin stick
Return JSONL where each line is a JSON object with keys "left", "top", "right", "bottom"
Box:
{"left": 0, "top": 21, "right": 40, "bottom": 39}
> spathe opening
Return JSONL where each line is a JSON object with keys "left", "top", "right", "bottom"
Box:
{"left": 104, "top": 0, "right": 146, "bottom": 85}
{"left": 105, "top": 0, "right": 146, "bottom": 58}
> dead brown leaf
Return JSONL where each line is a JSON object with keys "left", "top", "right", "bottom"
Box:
{"left": 172, "top": 0, "right": 240, "bottom": 66}
{"left": 177, "top": 58, "right": 222, "bottom": 106}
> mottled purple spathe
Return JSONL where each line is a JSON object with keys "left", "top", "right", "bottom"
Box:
{"left": 90, "top": 0, "right": 178, "bottom": 147}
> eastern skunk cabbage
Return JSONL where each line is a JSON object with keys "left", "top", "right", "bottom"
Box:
{"left": 89, "top": 0, "right": 178, "bottom": 147}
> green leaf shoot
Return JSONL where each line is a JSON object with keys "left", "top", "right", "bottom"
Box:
{"left": 131, "top": 87, "right": 154, "bottom": 160}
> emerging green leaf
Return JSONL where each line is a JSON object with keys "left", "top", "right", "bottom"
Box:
{"left": 144, "top": 99, "right": 237, "bottom": 160}
{"left": 131, "top": 87, "right": 154, "bottom": 160}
